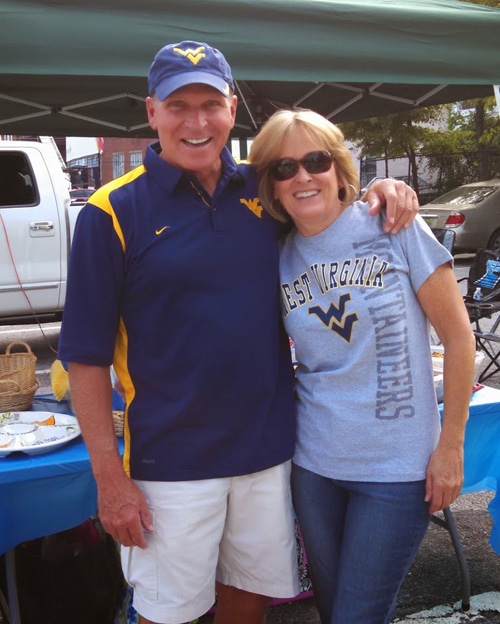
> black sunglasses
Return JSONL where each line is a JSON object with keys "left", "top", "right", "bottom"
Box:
{"left": 269, "top": 150, "right": 333, "bottom": 181}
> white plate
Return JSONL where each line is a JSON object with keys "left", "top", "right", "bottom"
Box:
{"left": 0, "top": 411, "right": 80, "bottom": 457}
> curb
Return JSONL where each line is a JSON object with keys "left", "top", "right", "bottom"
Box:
{"left": 394, "top": 592, "right": 500, "bottom": 623}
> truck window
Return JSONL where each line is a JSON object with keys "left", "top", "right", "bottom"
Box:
{"left": 0, "top": 151, "right": 37, "bottom": 206}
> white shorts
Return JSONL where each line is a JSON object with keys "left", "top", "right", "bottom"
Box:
{"left": 121, "top": 461, "right": 300, "bottom": 624}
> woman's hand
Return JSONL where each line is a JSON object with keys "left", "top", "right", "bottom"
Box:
{"left": 425, "top": 443, "right": 464, "bottom": 514}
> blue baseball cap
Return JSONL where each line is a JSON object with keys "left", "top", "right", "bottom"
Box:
{"left": 148, "top": 40, "right": 234, "bottom": 101}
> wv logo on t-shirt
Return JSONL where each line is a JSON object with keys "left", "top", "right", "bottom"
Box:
{"left": 308, "top": 293, "right": 358, "bottom": 342}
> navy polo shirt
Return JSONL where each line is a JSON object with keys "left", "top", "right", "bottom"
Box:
{"left": 59, "top": 142, "right": 295, "bottom": 481}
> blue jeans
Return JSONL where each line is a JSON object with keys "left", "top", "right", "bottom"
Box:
{"left": 291, "top": 464, "right": 431, "bottom": 624}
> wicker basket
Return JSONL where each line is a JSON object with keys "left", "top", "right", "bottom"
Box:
{"left": 0, "top": 341, "right": 38, "bottom": 411}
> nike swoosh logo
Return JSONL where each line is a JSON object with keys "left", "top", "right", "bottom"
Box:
{"left": 155, "top": 226, "right": 171, "bottom": 235}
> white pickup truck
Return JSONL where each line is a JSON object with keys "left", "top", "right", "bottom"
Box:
{"left": 0, "top": 139, "right": 81, "bottom": 323}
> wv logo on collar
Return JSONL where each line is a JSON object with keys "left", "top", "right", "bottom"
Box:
{"left": 240, "top": 197, "right": 263, "bottom": 218}
{"left": 173, "top": 46, "right": 206, "bottom": 66}
{"left": 309, "top": 293, "right": 358, "bottom": 342}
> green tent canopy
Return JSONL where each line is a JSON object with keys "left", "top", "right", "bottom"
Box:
{"left": 0, "top": 0, "right": 499, "bottom": 137}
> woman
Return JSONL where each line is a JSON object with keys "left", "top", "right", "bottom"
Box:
{"left": 249, "top": 109, "right": 476, "bottom": 624}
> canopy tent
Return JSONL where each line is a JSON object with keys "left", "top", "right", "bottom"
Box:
{"left": 0, "top": 0, "right": 499, "bottom": 138}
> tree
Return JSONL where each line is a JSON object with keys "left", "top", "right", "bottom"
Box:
{"left": 424, "top": 98, "right": 500, "bottom": 193}
{"left": 341, "top": 96, "right": 500, "bottom": 199}
{"left": 341, "top": 107, "right": 443, "bottom": 196}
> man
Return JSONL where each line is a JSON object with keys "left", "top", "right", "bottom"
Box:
{"left": 58, "top": 40, "right": 418, "bottom": 624}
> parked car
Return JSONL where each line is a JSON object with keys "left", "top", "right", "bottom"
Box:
{"left": 421, "top": 180, "right": 500, "bottom": 254}
{"left": 69, "top": 187, "right": 94, "bottom": 206}
{"left": 361, "top": 175, "right": 439, "bottom": 205}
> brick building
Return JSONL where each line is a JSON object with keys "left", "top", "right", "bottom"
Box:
{"left": 67, "top": 136, "right": 151, "bottom": 188}
{"left": 99, "top": 137, "right": 151, "bottom": 185}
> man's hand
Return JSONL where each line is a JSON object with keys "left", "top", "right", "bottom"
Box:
{"left": 363, "top": 179, "right": 419, "bottom": 234}
{"left": 97, "top": 470, "right": 154, "bottom": 548}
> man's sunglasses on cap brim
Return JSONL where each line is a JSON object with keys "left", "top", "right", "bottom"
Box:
{"left": 269, "top": 151, "right": 333, "bottom": 181}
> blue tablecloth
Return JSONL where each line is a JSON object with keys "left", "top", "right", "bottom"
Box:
{"left": 452, "top": 385, "right": 500, "bottom": 553}
{"left": 1, "top": 387, "right": 500, "bottom": 556}
{"left": 0, "top": 396, "right": 123, "bottom": 555}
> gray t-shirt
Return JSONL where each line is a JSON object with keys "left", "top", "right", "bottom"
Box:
{"left": 280, "top": 201, "right": 452, "bottom": 482}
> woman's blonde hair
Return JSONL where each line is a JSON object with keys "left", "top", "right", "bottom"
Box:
{"left": 249, "top": 109, "right": 360, "bottom": 223}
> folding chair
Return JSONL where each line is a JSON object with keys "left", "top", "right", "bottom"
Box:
{"left": 462, "top": 248, "right": 500, "bottom": 383}
{"left": 431, "top": 227, "right": 456, "bottom": 254}
{"left": 430, "top": 508, "right": 470, "bottom": 611}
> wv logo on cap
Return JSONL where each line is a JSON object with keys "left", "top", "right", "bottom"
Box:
{"left": 173, "top": 46, "right": 206, "bottom": 66}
